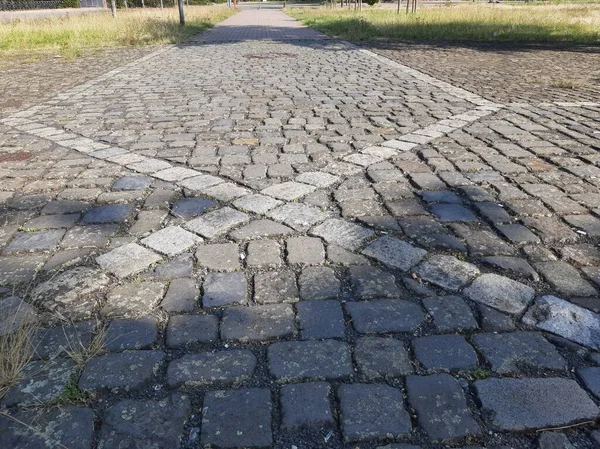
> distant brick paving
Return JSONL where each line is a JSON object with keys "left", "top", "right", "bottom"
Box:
{"left": 1, "top": 9, "right": 600, "bottom": 449}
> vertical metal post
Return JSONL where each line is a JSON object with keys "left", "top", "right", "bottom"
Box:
{"left": 178, "top": 0, "right": 184, "bottom": 25}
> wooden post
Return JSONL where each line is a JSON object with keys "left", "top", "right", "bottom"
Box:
{"left": 178, "top": 0, "right": 185, "bottom": 25}
{"left": 110, "top": 0, "right": 116, "bottom": 16}
{"left": 397, "top": 0, "right": 400, "bottom": 13}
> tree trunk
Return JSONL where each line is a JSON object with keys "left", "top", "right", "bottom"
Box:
{"left": 178, "top": 0, "right": 185, "bottom": 25}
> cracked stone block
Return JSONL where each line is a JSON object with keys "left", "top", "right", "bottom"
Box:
{"left": 230, "top": 219, "right": 293, "bottom": 241}
{"left": 406, "top": 374, "right": 481, "bottom": 441}
{"left": 4, "top": 229, "right": 65, "bottom": 253}
{"left": 311, "top": 218, "right": 374, "bottom": 251}
{"left": 361, "top": 236, "right": 427, "bottom": 271}
{"left": 32, "top": 266, "right": 111, "bottom": 320}
{"left": 0, "top": 296, "right": 37, "bottom": 336}
{"left": 577, "top": 367, "right": 600, "bottom": 399}
{"left": 262, "top": 181, "right": 316, "bottom": 201}
{"left": 102, "top": 282, "right": 165, "bottom": 318}
{"left": 286, "top": 236, "right": 324, "bottom": 265}
{"left": 97, "top": 243, "right": 162, "bottom": 279}
{"left": 82, "top": 204, "right": 133, "bottom": 224}
{"left": 299, "top": 266, "right": 340, "bottom": 300}
{"left": 167, "top": 350, "right": 256, "bottom": 387}
{"left": 105, "top": 316, "right": 158, "bottom": 351}
{"left": 196, "top": 243, "right": 241, "bottom": 272}
{"left": 413, "top": 335, "right": 478, "bottom": 371}
{"left": 221, "top": 304, "right": 295, "bottom": 341}
{"left": 161, "top": 277, "right": 198, "bottom": 312}
{"left": 281, "top": 382, "right": 335, "bottom": 430}
{"left": 247, "top": 240, "right": 282, "bottom": 269}
{"left": 268, "top": 340, "right": 352, "bottom": 381}
{"left": 33, "top": 321, "right": 94, "bottom": 359}
{"left": 475, "top": 377, "right": 599, "bottom": 431}
{"left": 349, "top": 265, "right": 400, "bottom": 299}
{"left": 414, "top": 255, "right": 480, "bottom": 291}
{"left": 297, "top": 300, "right": 345, "bottom": 340}
{"left": 171, "top": 197, "right": 217, "bottom": 219}
{"left": 99, "top": 393, "right": 191, "bottom": 449}
{"left": 346, "top": 299, "right": 424, "bottom": 333}
{"left": 339, "top": 384, "right": 411, "bottom": 442}
{"left": 254, "top": 271, "right": 298, "bottom": 304}
{"left": 355, "top": 337, "right": 412, "bottom": 379}
{"left": 140, "top": 226, "right": 201, "bottom": 256}
{"left": 79, "top": 350, "right": 164, "bottom": 390}
{"left": 296, "top": 171, "right": 340, "bottom": 188}
{"left": 4, "top": 358, "right": 77, "bottom": 406}
{"left": 473, "top": 332, "right": 566, "bottom": 374}
{"left": 113, "top": 176, "right": 152, "bottom": 191}
{"left": 267, "top": 203, "right": 330, "bottom": 231}
{"left": 522, "top": 295, "right": 600, "bottom": 350}
{"left": 185, "top": 207, "right": 249, "bottom": 239}
{"left": 201, "top": 389, "right": 272, "bottom": 448}
{"left": 422, "top": 295, "right": 478, "bottom": 332}
{"left": 0, "top": 406, "right": 94, "bottom": 449}
{"left": 534, "top": 261, "right": 597, "bottom": 297}
{"left": 202, "top": 272, "right": 247, "bottom": 308}
{"left": 166, "top": 314, "right": 218, "bottom": 347}
{"left": 464, "top": 273, "right": 535, "bottom": 315}
{"left": 232, "top": 193, "right": 283, "bottom": 214}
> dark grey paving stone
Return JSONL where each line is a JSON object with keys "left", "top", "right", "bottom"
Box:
{"left": 0, "top": 406, "right": 94, "bottom": 449}
{"left": 535, "top": 261, "right": 597, "bottom": 297}
{"left": 161, "top": 277, "right": 198, "bottom": 312}
{"left": 196, "top": 243, "right": 241, "bottom": 272}
{"left": 99, "top": 393, "right": 191, "bottom": 449}
{"left": 0, "top": 295, "right": 37, "bottom": 337}
{"left": 299, "top": 266, "right": 340, "bottom": 300}
{"left": 413, "top": 335, "right": 478, "bottom": 372}
{"left": 254, "top": 271, "right": 298, "bottom": 304}
{"left": 463, "top": 273, "right": 535, "bottom": 315}
{"left": 577, "top": 367, "right": 600, "bottom": 399}
{"left": 7, "top": 194, "right": 51, "bottom": 210}
{"left": 202, "top": 272, "right": 247, "bottom": 308}
{"left": 338, "top": 384, "right": 411, "bottom": 442}
{"left": 41, "top": 199, "right": 89, "bottom": 215}
{"left": 82, "top": 204, "right": 134, "bottom": 224}
{"left": 167, "top": 350, "right": 256, "bottom": 387}
{"left": 349, "top": 265, "right": 400, "bottom": 299}
{"left": 481, "top": 256, "right": 539, "bottom": 281}
{"left": 474, "top": 202, "right": 512, "bottom": 224}
{"left": 268, "top": 340, "right": 352, "bottom": 381}
{"left": 33, "top": 321, "right": 94, "bottom": 359}
{"left": 105, "top": 316, "right": 158, "bottom": 351}
{"left": 286, "top": 236, "right": 325, "bottom": 265}
{"left": 473, "top": 332, "right": 566, "bottom": 374}
{"left": 171, "top": 197, "right": 218, "bottom": 219}
{"left": 42, "top": 248, "right": 95, "bottom": 272}
{"left": 422, "top": 295, "right": 478, "bottom": 332}
{"left": 61, "top": 224, "right": 117, "bottom": 248}
{"left": 475, "top": 377, "right": 600, "bottom": 431}
{"left": 414, "top": 255, "right": 480, "bottom": 291}
{"left": 24, "top": 213, "right": 79, "bottom": 230}
{"left": 419, "top": 190, "right": 462, "bottom": 204}
{"left": 3, "top": 359, "right": 77, "bottom": 406}
{"left": 496, "top": 223, "right": 541, "bottom": 244}
{"left": 152, "top": 253, "right": 194, "bottom": 280}
{"left": 297, "top": 300, "right": 345, "bottom": 340}
{"left": 479, "top": 305, "right": 516, "bottom": 332}
{"left": 361, "top": 236, "right": 427, "bottom": 271}
{"left": 346, "top": 299, "right": 424, "bottom": 333}
{"left": 406, "top": 373, "right": 481, "bottom": 441}
{"left": 230, "top": 219, "right": 294, "bottom": 241}
{"left": 4, "top": 229, "right": 65, "bottom": 253}
{"left": 537, "top": 432, "right": 575, "bottom": 449}
{"left": 79, "top": 350, "right": 164, "bottom": 390}
{"left": 166, "top": 314, "right": 218, "bottom": 347}
{"left": 113, "top": 176, "right": 152, "bottom": 191}
{"left": 327, "top": 244, "right": 369, "bottom": 266}
{"left": 561, "top": 244, "right": 600, "bottom": 267}
{"left": 281, "top": 382, "right": 335, "bottom": 430}
{"left": 358, "top": 215, "right": 402, "bottom": 232}
{"left": 399, "top": 216, "right": 447, "bottom": 237}
{"left": 355, "top": 337, "right": 413, "bottom": 379}
{"left": 417, "top": 233, "right": 467, "bottom": 253}
{"left": 431, "top": 204, "right": 478, "bottom": 222}
{"left": 221, "top": 304, "right": 295, "bottom": 342}
{"left": 201, "top": 388, "right": 272, "bottom": 448}
{"left": 101, "top": 281, "right": 165, "bottom": 318}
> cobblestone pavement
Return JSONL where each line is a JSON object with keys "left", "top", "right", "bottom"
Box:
{"left": 1, "top": 8, "right": 600, "bottom": 449}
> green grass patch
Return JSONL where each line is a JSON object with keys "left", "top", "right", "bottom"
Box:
{"left": 287, "top": 4, "right": 600, "bottom": 43}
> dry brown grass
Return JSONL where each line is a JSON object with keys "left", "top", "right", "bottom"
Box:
{"left": 0, "top": 320, "right": 37, "bottom": 402}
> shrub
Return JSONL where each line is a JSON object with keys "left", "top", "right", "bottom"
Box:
{"left": 60, "top": 0, "right": 80, "bottom": 7}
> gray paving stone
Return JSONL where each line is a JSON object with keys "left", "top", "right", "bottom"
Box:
{"left": 99, "top": 393, "right": 191, "bottom": 449}
{"left": 195, "top": 243, "right": 241, "bottom": 272}
{"left": 0, "top": 296, "right": 37, "bottom": 336}
{"left": 452, "top": 225, "right": 515, "bottom": 256}
{"left": 481, "top": 256, "right": 539, "bottom": 281}
{"left": 247, "top": 239, "right": 282, "bottom": 268}
{"left": 268, "top": 340, "right": 352, "bottom": 381}
{"left": 565, "top": 214, "right": 600, "bottom": 237}
{"left": 152, "top": 253, "right": 194, "bottom": 280}
{"left": 97, "top": 242, "right": 162, "bottom": 279}
{"left": 221, "top": 304, "right": 295, "bottom": 341}
{"left": 361, "top": 235, "right": 427, "bottom": 271}
{"left": 349, "top": 265, "right": 400, "bottom": 299}
{"left": 296, "top": 171, "right": 340, "bottom": 188}
{"left": 102, "top": 282, "right": 165, "bottom": 318}
{"left": 355, "top": 337, "right": 412, "bottom": 379}
{"left": 464, "top": 273, "right": 535, "bottom": 315}
{"left": 311, "top": 218, "right": 374, "bottom": 251}
{"left": 523, "top": 295, "right": 600, "bottom": 350}
{"left": 299, "top": 266, "right": 340, "bottom": 300}
{"left": 328, "top": 244, "right": 369, "bottom": 265}
{"left": 79, "top": 350, "right": 164, "bottom": 390}
{"left": 61, "top": 224, "right": 117, "bottom": 248}
{"left": 422, "top": 295, "right": 478, "bottom": 332}
{"left": 419, "top": 190, "right": 462, "bottom": 204}
{"left": 201, "top": 388, "right": 272, "bottom": 448}
{"left": 535, "top": 261, "right": 597, "bottom": 297}
{"left": 254, "top": 271, "right": 298, "bottom": 303}
{"left": 167, "top": 350, "right": 256, "bottom": 387}
{"left": 286, "top": 236, "right": 324, "bottom": 265}
{"left": 474, "top": 202, "right": 512, "bottom": 224}
{"left": 346, "top": 299, "right": 424, "bottom": 333}
{"left": 475, "top": 377, "right": 599, "bottom": 431}
{"left": 33, "top": 321, "right": 94, "bottom": 359}
{"left": 185, "top": 207, "right": 249, "bottom": 239}
{"left": 232, "top": 193, "right": 283, "bottom": 214}
{"left": 105, "top": 316, "right": 158, "bottom": 351}
{"left": 267, "top": 203, "right": 330, "bottom": 231}
{"left": 538, "top": 432, "right": 575, "bottom": 449}
{"left": 4, "top": 359, "right": 77, "bottom": 406}
{"left": 230, "top": 219, "right": 293, "bottom": 241}
{"left": 473, "top": 332, "right": 566, "bottom": 374}
{"left": 338, "top": 384, "right": 411, "bottom": 442}
{"left": 161, "top": 277, "right": 198, "bottom": 312}
{"left": 297, "top": 300, "right": 345, "bottom": 340}
{"left": 127, "top": 209, "right": 168, "bottom": 236}
{"left": 4, "top": 229, "right": 65, "bottom": 253}
{"left": 479, "top": 304, "right": 516, "bottom": 332}
{"left": 140, "top": 226, "right": 201, "bottom": 256}
{"left": 23, "top": 213, "right": 79, "bottom": 230}
{"left": 561, "top": 244, "right": 600, "bottom": 267}
{"left": 171, "top": 197, "right": 217, "bottom": 219}
{"left": 407, "top": 373, "right": 481, "bottom": 441}
{"left": 113, "top": 175, "right": 152, "bottom": 191}
{"left": 262, "top": 181, "right": 316, "bottom": 200}
{"left": 577, "top": 367, "right": 600, "bottom": 399}
{"left": 414, "top": 255, "right": 480, "bottom": 291}
{"left": 0, "top": 406, "right": 94, "bottom": 449}
{"left": 281, "top": 382, "right": 335, "bottom": 430}
{"left": 166, "top": 314, "right": 218, "bottom": 347}
{"left": 432, "top": 204, "right": 478, "bottom": 222}
{"left": 413, "top": 335, "right": 478, "bottom": 371}
{"left": 41, "top": 199, "right": 89, "bottom": 215}
{"left": 496, "top": 223, "right": 541, "bottom": 244}
{"left": 0, "top": 254, "right": 47, "bottom": 285}
{"left": 202, "top": 272, "right": 247, "bottom": 308}
{"left": 82, "top": 204, "right": 133, "bottom": 224}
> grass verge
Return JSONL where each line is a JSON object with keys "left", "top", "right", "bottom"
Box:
{"left": 287, "top": 4, "right": 600, "bottom": 43}
{"left": 0, "top": 5, "right": 236, "bottom": 60}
